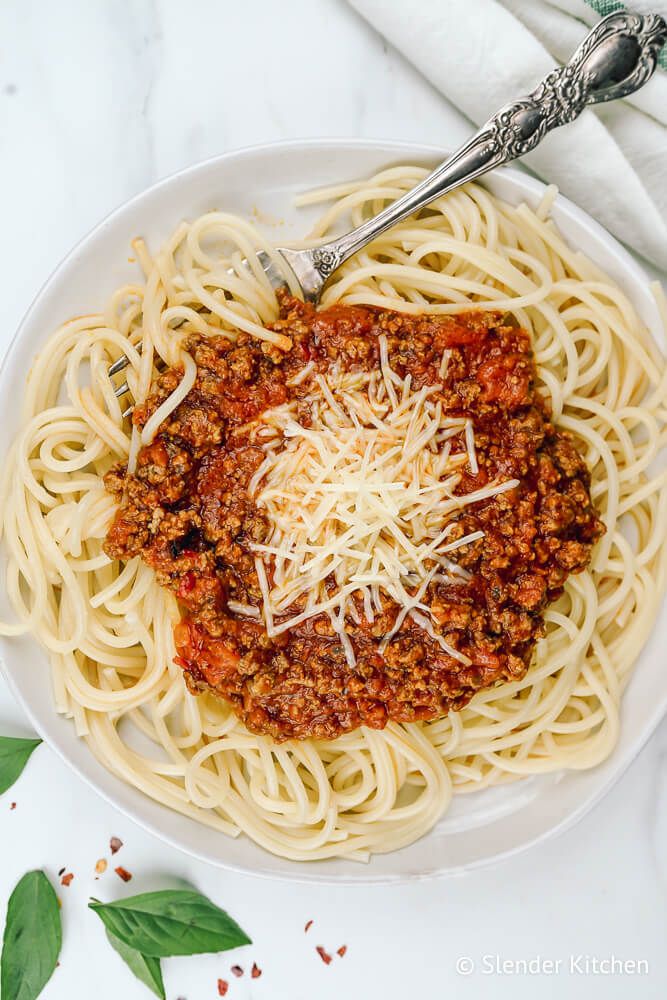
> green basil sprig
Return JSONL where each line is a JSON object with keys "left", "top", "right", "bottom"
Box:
{"left": 89, "top": 889, "right": 250, "bottom": 956}
{"left": 0, "top": 736, "right": 42, "bottom": 795}
{"left": 91, "top": 888, "right": 251, "bottom": 994}
{"left": 106, "top": 930, "right": 165, "bottom": 999}
{"left": 1, "top": 870, "right": 62, "bottom": 1000}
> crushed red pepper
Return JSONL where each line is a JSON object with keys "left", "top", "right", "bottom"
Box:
{"left": 110, "top": 836, "right": 123, "bottom": 854}
{"left": 114, "top": 866, "right": 132, "bottom": 882}
{"left": 316, "top": 946, "right": 332, "bottom": 966}
{"left": 60, "top": 873, "right": 74, "bottom": 887}
{"left": 251, "top": 963, "right": 262, "bottom": 979}
{"left": 337, "top": 945, "right": 347, "bottom": 958}
{"left": 230, "top": 965, "right": 243, "bottom": 978}
{"left": 217, "top": 979, "right": 228, "bottom": 997}
{"left": 304, "top": 919, "right": 313, "bottom": 933}
{"left": 9, "top": 802, "right": 16, "bottom": 811}
{"left": 105, "top": 296, "right": 603, "bottom": 742}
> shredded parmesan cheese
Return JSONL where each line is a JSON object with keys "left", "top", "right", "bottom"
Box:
{"left": 248, "top": 348, "right": 519, "bottom": 663}
{"left": 227, "top": 600, "right": 261, "bottom": 619}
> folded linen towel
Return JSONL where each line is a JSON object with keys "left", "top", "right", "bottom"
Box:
{"left": 348, "top": 0, "right": 667, "bottom": 271}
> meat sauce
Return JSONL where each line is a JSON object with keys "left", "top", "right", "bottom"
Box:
{"left": 104, "top": 296, "right": 604, "bottom": 741}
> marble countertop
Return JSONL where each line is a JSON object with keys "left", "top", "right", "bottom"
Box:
{"left": 1, "top": 1, "right": 666, "bottom": 997}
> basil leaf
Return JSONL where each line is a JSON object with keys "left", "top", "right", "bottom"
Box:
{"left": 106, "top": 930, "right": 165, "bottom": 999}
{"left": 89, "top": 889, "right": 251, "bottom": 957}
{"left": 0, "top": 736, "right": 42, "bottom": 795}
{"left": 1, "top": 870, "right": 62, "bottom": 1000}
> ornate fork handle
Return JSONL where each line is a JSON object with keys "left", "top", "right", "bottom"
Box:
{"left": 279, "top": 11, "right": 666, "bottom": 300}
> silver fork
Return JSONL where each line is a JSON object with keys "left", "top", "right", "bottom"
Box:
{"left": 110, "top": 9, "right": 665, "bottom": 401}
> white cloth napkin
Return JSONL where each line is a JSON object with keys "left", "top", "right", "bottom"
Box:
{"left": 347, "top": 0, "right": 667, "bottom": 271}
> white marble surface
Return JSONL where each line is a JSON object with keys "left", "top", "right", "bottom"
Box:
{"left": 1, "top": 1, "right": 666, "bottom": 997}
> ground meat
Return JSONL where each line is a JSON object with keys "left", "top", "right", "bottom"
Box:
{"left": 104, "top": 295, "right": 604, "bottom": 741}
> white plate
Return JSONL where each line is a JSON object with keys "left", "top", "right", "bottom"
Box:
{"left": 1, "top": 139, "right": 665, "bottom": 884}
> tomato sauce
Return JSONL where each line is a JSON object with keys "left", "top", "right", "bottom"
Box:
{"left": 105, "top": 296, "right": 603, "bottom": 741}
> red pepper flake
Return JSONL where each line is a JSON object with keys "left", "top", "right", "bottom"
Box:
{"left": 316, "top": 946, "right": 332, "bottom": 966}
{"left": 60, "top": 873, "right": 74, "bottom": 887}
{"left": 231, "top": 965, "right": 243, "bottom": 978}
{"left": 304, "top": 919, "right": 313, "bottom": 933}
{"left": 251, "top": 963, "right": 262, "bottom": 979}
{"left": 110, "top": 836, "right": 123, "bottom": 854}
{"left": 10, "top": 802, "right": 16, "bottom": 810}
{"left": 217, "top": 979, "right": 228, "bottom": 997}
{"left": 115, "top": 866, "right": 132, "bottom": 882}
{"left": 337, "top": 945, "right": 347, "bottom": 958}
{"left": 95, "top": 858, "right": 107, "bottom": 875}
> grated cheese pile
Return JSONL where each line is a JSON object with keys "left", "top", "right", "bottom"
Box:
{"left": 246, "top": 336, "right": 519, "bottom": 668}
